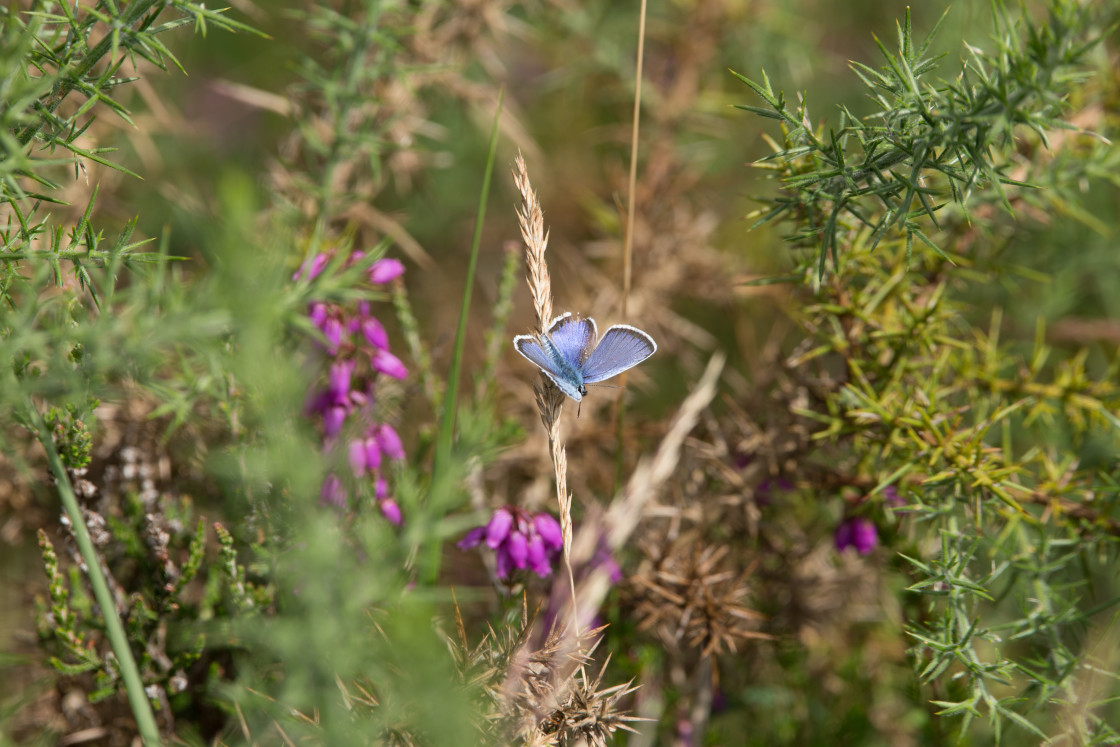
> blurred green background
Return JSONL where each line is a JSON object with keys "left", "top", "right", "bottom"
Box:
{"left": 3, "top": 0, "right": 1118, "bottom": 744}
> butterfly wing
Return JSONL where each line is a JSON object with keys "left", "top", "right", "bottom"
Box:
{"left": 545, "top": 313, "right": 597, "bottom": 367}
{"left": 513, "top": 335, "right": 557, "bottom": 373}
{"left": 513, "top": 331, "right": 586, "bottom": 400}
{"left": 580, "top": 325, "right": 657, "bottom": 384}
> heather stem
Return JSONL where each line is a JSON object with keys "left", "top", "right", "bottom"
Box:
{"left": 29, "top": 403, "right": 161, "bottom": 746}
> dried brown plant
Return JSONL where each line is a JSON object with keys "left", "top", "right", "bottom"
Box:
{"left": 629, "top": 538, "right": 769, "bottom": 659}
{"left": 513, "top": 153, "right": 575, "bottom": 599}
{"left": 537, "top": 657, "right": 644, "bottom": 747}
{"left": 448, "top": 595, "right": 643, "bottom": 746}
{"left": 514, "top": 153, "right": 554, "bottom": 335}
{"left": 530, "top": 358, "right": 725, "bottom": 662}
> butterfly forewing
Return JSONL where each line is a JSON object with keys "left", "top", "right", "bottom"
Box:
{"left": 513, "top": 327, "right": 587, "bottom": 400}
{"left": 580, "top": 325, "right": 657, "bottom": 384}
{"left": 545, "top": 313, "right": 597, "bottom": 366}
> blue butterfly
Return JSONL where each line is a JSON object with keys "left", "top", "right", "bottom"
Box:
{"left": 513, "top": 313, "right": 657, "bottom": 402}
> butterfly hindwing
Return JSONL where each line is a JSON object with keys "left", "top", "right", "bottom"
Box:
{"left": 514, "top": 328, "right": 586, "bottom": 400}
{"left": 513, "top": 336, "right": 556, "bottom": 374}
{"left": 579, "top": 324, "right": 657, "bottom": 384}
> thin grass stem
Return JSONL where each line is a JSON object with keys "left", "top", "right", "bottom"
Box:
{"left": 426, "top": 90, "right": 504, "bottom": 584}
{"left": 434, "top": 89, "right": 504, "bottom": 473}
{"left": 614, "top": 0, "right": 649, "bottom": 494}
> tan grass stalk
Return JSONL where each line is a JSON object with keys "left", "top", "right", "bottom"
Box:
{"left": 574, "top": 354, "right": 725, "bottom": 623}
{"left": 513, "top": 153, "right": 577, "bottom": 614}
{"left": 621, "top": 0, "right": 648, "bottom": 320}
{"left": 612, "top": 0, "right": 649, "bottom": 476}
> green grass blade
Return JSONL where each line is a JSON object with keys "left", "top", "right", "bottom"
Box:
{"left": 425, "top": 90, "right": 504, "bottom": 583}
{"left": 435, "top": 88, "right": 503, "bottom": 472}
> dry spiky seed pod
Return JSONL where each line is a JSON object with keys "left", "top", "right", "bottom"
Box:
{"left": 448, "top": 597, "right": 641, "bottom": 745}
{"left": 539, "top": 657, "right": 644, "bottom": 747}
{"left": 630, "top": 538, "right": 769, "bottom": 658}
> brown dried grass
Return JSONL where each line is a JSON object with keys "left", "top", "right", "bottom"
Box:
{"left": 513, "top": 152, "right": 578, "bottom": 622}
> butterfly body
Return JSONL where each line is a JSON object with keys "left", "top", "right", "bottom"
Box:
{"left": 535, "top": 328, "right": 589, "bottom": 399}
{"left": 513, "top": 313, "right": 656, "bottom": 402}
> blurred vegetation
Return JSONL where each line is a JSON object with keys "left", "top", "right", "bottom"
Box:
{"left": 1, "top": 0, "right": 1118, "bottom": 745}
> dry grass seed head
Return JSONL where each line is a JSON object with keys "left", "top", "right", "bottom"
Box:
{"left": 514, "top": 152, "right": 553, "bottom": 334}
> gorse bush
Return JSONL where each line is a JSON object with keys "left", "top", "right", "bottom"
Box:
{"left": 735, "top": 3, "right": 1108, "bottom": 276}
{"left": 731, "top": 1, "right": 1120, "bottom": 742}
{"left": 1, "top": 0, "right": 1118, "bottom": 745}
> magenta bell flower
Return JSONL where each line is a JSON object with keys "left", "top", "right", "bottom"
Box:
{"left": 372, "top": 348, "right": 408, "bottom": 380}
{"left": 320, "top": 473, "right": 347, "bottom": 509}
{"left": 299, "top": 248, "right": 408, "bottom": 524}
{"left": 306, "top": 360, "right": 356, "bottom": 439}
{"left": 459, "top": 506, "right": 565, "bottom": 580}
{"left": 834, "top": 517, "right": 878, "bottom": 555}
{"left": 369, "top": 258, "right": 405, "bottom": 284}
{"left": 293, "top": 252, "right": 330, "bottom": 282}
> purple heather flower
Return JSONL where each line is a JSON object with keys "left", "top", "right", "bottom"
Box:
{"left": 321, "top": 316, "right": 344, "bottom": 354}
{"left": 348, "top": 435, "right": 382, "bottom": 477}
{"left": 374, "top": 424, "right": 405, "bottom": 461}
{"left": 365, "top": 436, "right": 384, "bottom": 471}
{"left": 883, "top": 485, "right": 906, "bottom": 508}
{"left": 463, "top": 506, "right": 565, "bottom": 581}
{"left": 526, "top": 534, "right": 550, "bottom": 576}
{"left": 299, "top": 250, "right": 407, "bottom": 524}
{"left": 372, "top": 477, "right": 402, "bottom": 525}
{"left": 358, "top": 309, "right": 389, "bottom": 350}
{"left": 834, "top": 517, "right": 878, "bottom": 555}
{"left": 507, "top": 532, "right": 529, "bottom": 569}
{"left": 495, "top": 544, "right": 513, "bottom": 579}
{"left": 755, "top": 476, "right": 793, "bottom": 508}
{"left": 308, "top": 301, "right": 329, "bottom": 328}
{"left": 320, "top": 474, "right": 347, "bottom": 508}
{"left": 380, "top": 498, "right": 402, "bottom": 526}
{"left": 294, "top": 252, "right": 330, "bottom": 282}
{"left": 372, "top": 348, "right": 408, "bottom": 380}
{"left": 533, "top": 512, "right": 563, "bottom": 550}
{"left": 369, "top": 258, "right": 405, "bottom": 284}
{"left": 458, "top": 526, "right": 485, "bottom": 550}
{"left": 327, "top": 359, "right": 354, "bottom": 400}
{"left": 324, "top": 403, "right": 350, "bottom": 439}
{"left": 485, "top": 508, "right": 513, "bottom": 548}
{"left": 305, "top": 360, "right": 356, "bottom": 438}
{"left": 590, "top": 536, "right": 622, "bottom": 584}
